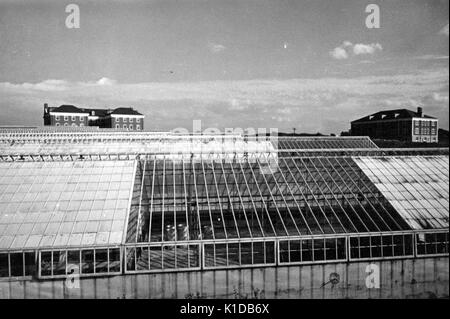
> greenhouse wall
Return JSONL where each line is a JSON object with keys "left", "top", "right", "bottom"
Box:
{"left": 0, "top": 256, "right": 447, "bottom": 299}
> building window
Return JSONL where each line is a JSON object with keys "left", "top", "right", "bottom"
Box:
{"left": 129, "top": 124, "right": 133, "bottom": 130}
{"left": 72, "top": 123, "right": 76, "bottom": 127}
{"left": 136, "top": 118, "right": 140, "bottom": 123}
{"left": 55, "top": 115, "right": 60, "bottom": 121}
{"left": 115, "top": 124, "right": 120, "bottom": 129}
{"left": 64, "top": 123, "right": 68, "bottom": 126}
{"left": 56, "top": 123, "right": 60, "bottom": 127}
{"left": 64, "top": 116, "right": 68, "bottom": 121}
{"left": 123, "top": 124, "right": 127, "bottom": 129}
{"left": 129, "top": 118, "right": 134, "bottom": 123}
{"left": 71, "top": 116, "right": 76, "bottom": 121}
{"left": 136, "top": 125, "right": 140, "bottom": 130}
{"left": 123, "top": 117, "right": 128, "bottom": 123}
{"left": 115, "top": 117, "right": 120, "bottom": 122}
{"left": 80, "top": 123, "right": 84, "bottom": 127}
{"left": 79, "top": 116, "right": 83, "bottom": 121}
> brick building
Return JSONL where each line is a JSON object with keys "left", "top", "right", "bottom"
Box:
{"left": 43, "top": 104, "right": 144, "bottom": 130}
{"left": 351, "top": 107, "right": 438, "bottom": 143}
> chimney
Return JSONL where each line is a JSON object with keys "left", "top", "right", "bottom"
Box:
{"left": 417, "top": 107, "right": 423, "bottom": 117}
{"left": 44, "top": 103, "right": 48, "bottom": 114}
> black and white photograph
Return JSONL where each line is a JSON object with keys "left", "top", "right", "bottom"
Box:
{"left": 0, "top": 0, "right": 448, "bottom": 305}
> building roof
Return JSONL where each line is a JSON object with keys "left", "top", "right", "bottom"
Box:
{"left": 0, "top": 160, "right": 135, "bottom": 250}
{"left": 50, "top": 105, "right": 88, "bottom": 114}
{"left": 352, "top": 108, "right": 436, "bottom": 124}
{"left": 49, "top": 105, "right": 143, "bottom": 116}
{"left": 110, "top": 107, "right": 143, "bottom": 116}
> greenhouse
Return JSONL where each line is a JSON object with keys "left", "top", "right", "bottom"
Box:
{"left": 0, "top": 129, "right": 448, "bottom": 299}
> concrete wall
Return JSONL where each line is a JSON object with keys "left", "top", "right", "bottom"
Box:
{"left": 0, "top": 257, "right": 448, "bottom": 299}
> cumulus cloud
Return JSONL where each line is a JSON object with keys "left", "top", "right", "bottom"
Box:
{"left": 329, "top": 47, "right": 348, "bottom": 60}
{"left": 439, "top": 23, "right": 449, "bottom": 36}
{"left": 353, "top": 43, "right": 382, "bottom": 55}
{"left": 208, "top": 43, "right": 226, "bottom": 53}
{"left": 330, "top": 41, "right": 382, "bottom": 59}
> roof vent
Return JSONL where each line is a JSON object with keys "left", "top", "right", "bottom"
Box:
{"left": 394, "top": 113, "right": 399, "bottom": 118}
{"left": 369, "top": 115, "right": 374, "bottom": 120}
{"left": 381, "top": 114, "right": 386, "bottom": 119}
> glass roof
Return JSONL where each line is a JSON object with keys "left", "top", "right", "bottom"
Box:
{"left": 126, "top": 155, "right": 412, "bottom": 244}
{"left": 354, "top": 156, "right": 449, "bottom": 230}
{"left": 276, "top": 136, "right": 378, "bottom": 150}
{"left": 0, "top": 160, "right": 135, "bottom": 250}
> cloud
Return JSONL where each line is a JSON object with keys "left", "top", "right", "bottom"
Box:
{"left": 96, "top": 77, "right": 117, "bottom": 85}
{"left": 413, "top": 55, "right": 449, "bottom": 60}
{"left": 0, "top": 68, "right": 448, "bottom": 133}
{"left": 432, "top": 92, "right": 449, "bottom": 102}
{"left": 353, "top": 43, "right": 382, "bottom": 55}
{"left": 329, "top": 47, "right": 348, "bottom": 60}
{"left": 208, "top": 43, "right": 226, "bottom": 53}
{"left": 330, "top": 42, "right": 382, "bottom": 60}
{"left": 439, "top": 24, "right": 449, "bottom": 36}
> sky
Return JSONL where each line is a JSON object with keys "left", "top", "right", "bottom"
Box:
{"left": 0, "top": 0, "right": 448, "bottom": 134}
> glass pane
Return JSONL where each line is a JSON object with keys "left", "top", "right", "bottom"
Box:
{"left": 10, "top": 253, "right": 24, "bottom": 277}
{"left": 149, "top": 246, "right": 162, "bottom": 270}
{"left": 360, "top": 237, "right": 370, "bottom": 258}
{"left": 325, "top": 238, "right": 337, "bottom": 261}
{"left": 24, "top": 252, "right": 36, "bottom": 276}
{"left": 404, "top": 235, "right": 413, "bottom": 256}
{"left": 265, "top": 241, "right": 275, "bottom": 264}
{"left": 81, "top": 250, "right": 94, "bottom": 274}
{"left": 126, "top": 247, "right": 136, "bottom": 271}
{"left": 301, "top": 239, "right": 313, "bottom": 261}
{"left": 0, "top": 254, "right": 9, "bottom": 277}
{"left": 67, "top": 250, "right": 80, "bottom": 275}
{"left": 337, "top": 238, "right": 346, "bottom": 260}
{"left": 313, "top": 239, "right": 325, "bottom": 261}
{"left": 215, "top": 243, "right": 227, "bottom": 266}
{"left": 240, "top": 242, "right": 252, "bottom": 265}
{"left": 253, "top": 242, "right": 265, "bottom": 264}
{"left": 279, "top": 240, "right": 289, "bottom": 263}
{"left": 227, "top": 243, "right": 240, "bottom": 265}
{"left": 204, "top": 244, "right": 215, "bottom": 267}
{"left": 95, "top": 249, "right": 108, "bottom": 273}
{"left": 175, "top": 245, "right": 189, "bottom": 269}
{"left": 108, "top": 248, "right": 121, "bottom": 272}
{"left": 41, "top": 251, "right": 52, "bottom": 276}
{"left": 382, "top": 236, "right": 393, "bottom": 257}
{"left": 163, "top": 246, "right": 175, "bottom": 269}
{"left": 53, "top": 251, "right": 66, "bottom": 276}
{"left": 370, "top": 236, "right": 382, "bottom": 258}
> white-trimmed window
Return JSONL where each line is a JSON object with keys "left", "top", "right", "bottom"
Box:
{"left": 136, "top": 118, "right": 140, "bottom": 123}
{"left": 64, "top": 116, "right": 68, "bottom": 121}
{"left": 129, "top": 124, "right": 133, "bottom": 130}
{"left": 129, "top": 118, "right": 134, "bottom": 123}
{"left": 64, "top": 123, "right": 68, "bottom": 126}
{"left": 55, "top": 115, "right": 60, "bottom": 121}
{"left": 115, "top": 124, "right": 120, "bottom": 129}
{"left": 115, "top": 117, "right": 120, "bottom": 122}
{"left": 79, "top": 116, "right": 83, "bottom": 121}
{"left": 71, "top": 116, "right": 76, "bottom": 121}
{"left": 123, "top": 124, "right": 127, "bottom": 129}
{"left": 136, "top": 124, "right": 140, "bottom": 130}
{"left": 56, "top": 123, "right": 60, "bottom": 127}
{"left": 123, "top": 117, "right": 128, "bottom": 123}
